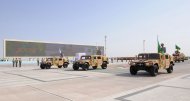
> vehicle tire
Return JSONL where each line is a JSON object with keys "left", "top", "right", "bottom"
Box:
{"left": 40, "top": 64, "right": 45, "bottom": 69}
{"left": 46, "top": 64, "right": 51, "bottom": 69}
{"left": 167, "top": 64, "right": 173, "bottom": 73}
{"left": 82, "top": 63, "right": 89, "bottom": 71}
{"left": 48, "top": 65, "right": 51, "bottom": 69}
{"left": 73, "top": 63, "right": 79, "bottom": 70}
{"left": 182, "top": 60, "right": 184, "bottom": 62}
{"left": 63, "top": 63, "right": 68, "bottom": 68}
{"left": 149, "top": 65, "right": 158, "bottom": 76}
{"left": 130, "top": 66, "right": 137, "bottom": 75}
{"left": 101, "top": 62, "right": 107, "bottom": 69}
{"left": 58, "top": 66, "right": 62, "bottom": 68}
{"left": 93, "top": 66, "right": 97, "bottom": 69}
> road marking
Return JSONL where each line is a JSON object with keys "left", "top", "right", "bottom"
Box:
{"left": 3, "top": 72, "right": 46, "bottom": 82}
{"left": 115, "top": 85, "right": 160, "bottom": 101}
{"left": 28, "top": 85, "right": 73, "bottom": 101}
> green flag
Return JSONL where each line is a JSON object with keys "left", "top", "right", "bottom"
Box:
{"left": 175, "top": 45, "right": 181, "bottom": 50}
{"left": 157, "top": 38, "right": 162, "bottom": 53}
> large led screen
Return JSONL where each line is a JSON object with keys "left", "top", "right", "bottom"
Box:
{"left": 5, "top": 40, "right": 104, "bottom": 57}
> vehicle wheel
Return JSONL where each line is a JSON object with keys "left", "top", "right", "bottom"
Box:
{"left": 73, "top": 64, "right": 79, "bottom": 70}
{"left": 167, "top": 64, "right": 173, "bottom": 73}
{"left": 82, "top": 63, "right": 89, "bottom": 71}
{"left": 130, "top": 66, "right": 137, "bottom": 75}
{"left": 63, "top": 63, "right": 68, "bottom": 68}
{"left": 101, "top": 62, "right": 107, "bottom": 69}
{"left": 149, "top": 65, "right": 158, "bottom": 76}
{"left": 58, "top": 66, "right": 62, "bottom": 68}
{"left": 93, "top": 66, "right": 97, "bottom": 69}
{"left": 182, "top": 60, "right": 184, "bottom": 62}
{"left": 46, "top": 64, "right": 51, "bottom": 69}
{"left": 46, "top": 66, "right": 49, "bottom": 69}
{"left": 40, "top": 64, "right": 45, "bottom": 69}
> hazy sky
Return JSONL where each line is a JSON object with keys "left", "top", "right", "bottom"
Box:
{"left": 0, "top": 0, "right": 190, "bottom": 57}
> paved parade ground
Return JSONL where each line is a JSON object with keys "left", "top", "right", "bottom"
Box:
{"left": 0, "top": 61, "right": 189, "bottom": 101}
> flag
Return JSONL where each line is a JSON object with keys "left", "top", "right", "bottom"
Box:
{"left": 59, "top": 48, "right": 63, "bottom": 57}
{"left": 175, "top": 45, "right": 181, "bottom": 50}
{"left": 157, "top": 36, "right": 163, "bottom": 54}
{"left": 59, "top": 48, "right": 61, "bottom": 54}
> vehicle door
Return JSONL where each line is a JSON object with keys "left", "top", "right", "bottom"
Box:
{"left": 165, "top": 55, "right": 170, "bottom": 68}
{"left": 97, "top": 56, "right": 103, "bottom": 66}
{"left": 58, "top": 58, "right": 63, "bottom": 66}
{"left": 49, "top": 58, "right": 53, "bottom": 65}
{"left": 90, "top": 56, "right": 96, "bottom": 66}
{"left": 54, "top": 58, "right": 56, "bottom": 65}
{"left": 160, "top": 54, "right": 165, "bottom": 68}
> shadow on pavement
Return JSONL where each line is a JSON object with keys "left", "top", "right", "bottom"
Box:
{"left": 116, "top": 71, "right": 170, "bottom": 78}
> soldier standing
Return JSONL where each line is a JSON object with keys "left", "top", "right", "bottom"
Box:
{"left": 37, "top": 58, "right": 40, "bottom": 66}
{"left": 111, "top": 58, "right": 113, "bottom": 63}
{"left": 19, "top": 58, "right": 22, "bottom": 67}
{"left": 161, "top": 43, "right": 166, "bottom": 53}
{"left": 15, "top": 58, "right": 18, "bottom": 67}
{"left": 12, "top": 58, "right": 15, "bottom": 67}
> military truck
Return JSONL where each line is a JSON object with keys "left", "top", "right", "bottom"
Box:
{"left": 173, "top": 52, "right": 185, "bottom": 62}
{"left": 73, "top": 55, "right": 108, "bottom": 71}
{"left": 129, "top": 53, "right": 174, "bottom": 76}
{"left": 185, "top": 57, "right": 189, "bottom": 60}
{"left": 40, "top": 57, "right": 69, "bottom": 69}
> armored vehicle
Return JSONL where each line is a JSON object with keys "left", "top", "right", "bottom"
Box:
{"left": 173, "top": 53, "right": 185, "bottom": 62}
{"left": 40, "top": 57, "right": 69, "bottom": 69}
{"left": 73, "top": 55, "right": 108, "bottom": 71}
{"left": 129, "top": 53, "right": 174, "bottom": 76}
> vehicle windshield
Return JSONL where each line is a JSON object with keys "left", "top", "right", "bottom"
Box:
{"left": 138, "top": 53, "right": 160, "bottom": 59}
{"left": 81, "top": 56, "right": 91, "bottom": 60}
{"left": 47, "top": 58, "right": 53, "bottom": 61}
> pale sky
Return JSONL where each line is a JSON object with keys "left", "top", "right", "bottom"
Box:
{"left": 0, "top": 0, "right": 190, "bottom": 58}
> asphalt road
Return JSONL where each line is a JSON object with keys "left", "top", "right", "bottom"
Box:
{"left": 0, "top": 60, "right": 189, "bottom": 101}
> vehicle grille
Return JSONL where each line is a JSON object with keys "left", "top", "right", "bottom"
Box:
{"left": 136, "top": 63, "right": 145, "bottom": 67}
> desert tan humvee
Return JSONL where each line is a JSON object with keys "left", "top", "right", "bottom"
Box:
{"left": 129, "top": 53, "right": 174, "bottom": 76}
{"left": 73, "top": 55, "right": 109, "bottom": 71}
{"left": 173, "top": 53, "right": 185, "bottom": 62}
{"left": 40, "top": 57, "right": 69, "bottom": 69}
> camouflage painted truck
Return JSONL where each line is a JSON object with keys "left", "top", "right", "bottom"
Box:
{"left": 129, "top": 53, "right": 174, "bottom": 76}
{"left": 40, "top": 57, "right": 69, "bottom": 69}
{"left": 73, "top": 55, "right": 109, "bottom": 71}
{"left": 173, "top": 52, "right": 185, "bottom": 62}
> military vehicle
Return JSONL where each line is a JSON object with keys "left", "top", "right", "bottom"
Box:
{"left": 40, "top": 57, "right": 69, "bottom": 69}
{"left": 129, "top": 53, "right": 174, "bottom": 76}
{"left": 73, "top": 55, "right": 108, "bottom": 71}
{"left": 173, "top": 52, "right": 185, "bottom": 62}
{"left": 185, "top": 57, "right": 189, "bottom": 60}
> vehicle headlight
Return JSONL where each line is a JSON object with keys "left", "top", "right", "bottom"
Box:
{"left": 145, "top": 62, "right": 153, "bottom": 66}
{"left": 130, "top": 62, "right": 136, "bottom": 65}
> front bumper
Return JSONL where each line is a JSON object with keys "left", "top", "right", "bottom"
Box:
{"left": 132, "top": 63, "right": 152, "bottom": 70}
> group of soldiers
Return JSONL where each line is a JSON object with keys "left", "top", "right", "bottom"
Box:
{"left": 12, "top": 58, "right": 40, "bottom": 67}
{"left": 12, "top": 58, "right": 22, "bottom": 67}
